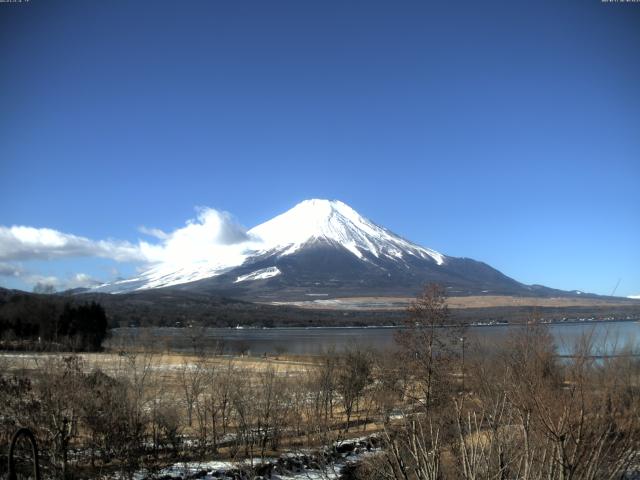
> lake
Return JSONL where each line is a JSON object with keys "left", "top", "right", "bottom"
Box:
{"left": 108, "top": 320, "right": 640, "bottom": 356}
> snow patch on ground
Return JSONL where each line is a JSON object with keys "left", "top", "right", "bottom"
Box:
{"left": 128, "top": 435, "right": 381, "bottom": 480}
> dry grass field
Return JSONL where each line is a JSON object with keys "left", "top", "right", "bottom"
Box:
{"left": 270, "top": 294, "right": 640, "bottom": 310}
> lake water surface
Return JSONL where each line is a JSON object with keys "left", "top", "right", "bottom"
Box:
{"left": 109, "top": 321, "right": 640, "bottom": 356}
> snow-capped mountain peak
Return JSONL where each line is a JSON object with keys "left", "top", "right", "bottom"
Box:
{"left": 249, "top": 199, "right": 445, "bottom": 264}
{"left": 93, "top": 199, "right": 446, "bottom": 293}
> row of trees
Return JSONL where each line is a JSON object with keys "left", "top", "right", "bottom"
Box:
{"left": 0, "top": 294, "right": 108, "bottom": 351}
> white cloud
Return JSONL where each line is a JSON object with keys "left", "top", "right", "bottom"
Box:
{"left": 629, "top": 294, "right": 640, "bottom": 300}
{"left": 0, "top": 263, "right": 102, "bottom": 292}
{"left": 34, "top": 272, "right": 102, "bottom": 292}
{"left": 139, "top": 207, "right": 253, "bottom": 267}
{"left": 0, "top": 225, "right": 148, "bottom": 262}
{"left": 0, "top": 207, "right": 254, "bottom": 271}
{"left": 138, "top": 226, "right": 169, "bottom": 240}
{"left": 68, "top": 273, "right": 102, "bottom": 288}
{"left": 0, "top": 262, "right": 23, "bottom": 277}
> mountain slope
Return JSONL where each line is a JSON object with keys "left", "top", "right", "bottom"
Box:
{"left": 93, "top": 199, "right": 570, "bottom": 300}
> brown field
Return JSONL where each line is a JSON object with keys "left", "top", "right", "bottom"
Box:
{"left": 0, "top": 350, "right": 318, "bottom": 377}
{"left": 270, "top": 294, "right": 640, "bottom": 310}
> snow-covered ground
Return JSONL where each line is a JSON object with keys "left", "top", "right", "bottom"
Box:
{"left": 127, "top": 435, "right": 380, "bottom": 480}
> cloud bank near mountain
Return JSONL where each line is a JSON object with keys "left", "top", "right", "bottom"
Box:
{"left": 0, "top": 207, "right": 253, "bottom": 290}
{"left": 0, "top": 225, "right": 147, "bottom": 262}
{"left": 0, "top": 207, "right": 249, "bottom": 264}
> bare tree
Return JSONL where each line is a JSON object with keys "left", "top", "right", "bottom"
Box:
{"left": 381, "top": 416, "right": 442, "bottom": 480}
{"left": 112, "top": 348, "right": 157, "bottom": 479}
{"left": 178, "top": 354, "right": 207, "bottom": 428}
{"left": 396, "top": 283, "right": 459, "bottom": 408}
{"left": 336, "top": 347, "right": 372, "bottom": 432}
{"left": 205, "top": 359, "right": 235, "bottom": 453}
{"left": 37, "top": 356, "right": 84, "bottom": 478}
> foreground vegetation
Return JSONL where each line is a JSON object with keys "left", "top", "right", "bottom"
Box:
{"left": 1, "top": 285, "right": 639, "bottom": 479}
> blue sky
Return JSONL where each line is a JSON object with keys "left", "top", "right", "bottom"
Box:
{"left": 1, "top": 0, "right": 639, "bottom": 296}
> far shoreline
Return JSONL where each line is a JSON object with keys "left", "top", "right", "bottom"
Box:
{"left": 112, "top": 316, "right": 640, "bottom": 332}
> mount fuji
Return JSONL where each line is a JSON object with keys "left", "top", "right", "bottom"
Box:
{"left": 92, "top": 199, "right": 564, "bottom": 300}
